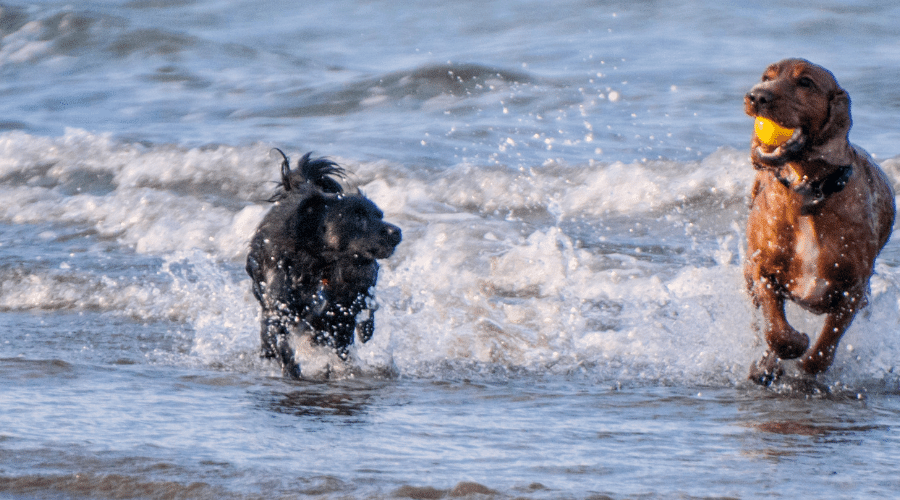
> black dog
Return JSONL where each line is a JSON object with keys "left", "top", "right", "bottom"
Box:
{"left": 246, "top": 150, "right": 402, "bottom": 378}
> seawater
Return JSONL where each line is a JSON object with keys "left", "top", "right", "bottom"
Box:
{"left": 2, "top": 1, "right": 900, "bottom": 498}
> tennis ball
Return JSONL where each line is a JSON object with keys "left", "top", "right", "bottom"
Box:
{"left": 754, "top": 117, "right": 794, "bottom": 147}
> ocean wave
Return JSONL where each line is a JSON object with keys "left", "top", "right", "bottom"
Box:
{"left": 0, "top": 129, "right": 758, "bottom": 257}
{"left": 0, "top": 6, "right": 214, "bottom": 64}
{"left": 1, "top": 129, "right": 899, "bottom": 387}
{"left": 254, "top": 62, "right": 538, "bottom": 118}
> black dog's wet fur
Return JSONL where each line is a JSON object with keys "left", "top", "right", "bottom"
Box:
{"left": 246, "top": 150, "right": 401, "bottom": 378}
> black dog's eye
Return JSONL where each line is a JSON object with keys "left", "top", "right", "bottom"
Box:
{"left": 797, "top": 76, "right": 814, "bottom": 88}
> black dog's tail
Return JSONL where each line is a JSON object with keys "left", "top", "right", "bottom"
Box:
{"left": 269, "top": 149, "right": 346, "bottom": 201}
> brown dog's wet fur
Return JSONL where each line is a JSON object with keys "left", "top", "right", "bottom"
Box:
{"left": 744, "top": 59, "right": 895, "bottom": 385}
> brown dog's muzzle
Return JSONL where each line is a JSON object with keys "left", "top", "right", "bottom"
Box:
{"left": 745, "top": 87, "right": 776, "bottom": 114}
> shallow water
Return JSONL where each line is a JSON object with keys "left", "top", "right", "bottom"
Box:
{"left": 2, "top": 0, "right": 900, "bottom": 498}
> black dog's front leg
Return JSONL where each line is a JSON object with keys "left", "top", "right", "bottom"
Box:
{"left": 259, "top": 313, "right": 281, "bottom": 359}
{"left": 260, "top": 314, "right": 302, "bottom": 379}
{"left": 275, "top": 332, "right": 302, "bottom": 379}
{"left": 249, "top": 257, "right": 304, "bottom": 378}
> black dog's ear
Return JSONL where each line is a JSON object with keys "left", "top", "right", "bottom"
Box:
{"left": 291, "top": 192, "right": 331, "bottom": 246}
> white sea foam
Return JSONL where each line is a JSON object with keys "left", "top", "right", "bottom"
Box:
{"left": 2, "top": 129, "right": 899, "bottom": 387}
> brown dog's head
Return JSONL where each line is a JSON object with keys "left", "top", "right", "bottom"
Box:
{"left": 744, "top": 58, "right": 853, "bottom": 167}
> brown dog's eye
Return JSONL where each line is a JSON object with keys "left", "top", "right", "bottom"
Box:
{"left": 797, "top": 76, "right": 814, "bottom": 88}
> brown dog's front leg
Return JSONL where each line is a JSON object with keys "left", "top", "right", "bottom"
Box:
{"left": 799, "top": 289, "right": 864, "bottom": 374}
{"left": 748, "top": 349, "right": 784, "bottom": 386}
{"left": 753, "top": 278, "right": 810, "bottom": 359}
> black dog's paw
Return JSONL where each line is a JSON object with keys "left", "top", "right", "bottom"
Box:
{"left": 357, "top": 317, "right": 374, "bottom": 344}
{"left": 283, "top": 362, "right": 303, "bottom": 380}
{"left": 748, "top": 351, "right": 784, "bottom": 387}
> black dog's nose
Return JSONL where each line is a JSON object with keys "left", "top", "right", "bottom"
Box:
{"left": 746, "top": 88, "right": 775, "bottom": 107}
{"left": 383, "top": 223, "right": 402, "bottom": 246}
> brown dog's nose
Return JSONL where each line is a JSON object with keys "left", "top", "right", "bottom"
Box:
{"left": 746, "top": 88, "right": 775, "bottom": 108}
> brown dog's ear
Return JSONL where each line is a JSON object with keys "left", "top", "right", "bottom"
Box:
{"left": 812, "top": 88, "right": 854, "bottom": 166}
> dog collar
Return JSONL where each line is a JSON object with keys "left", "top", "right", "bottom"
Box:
{"left": 818, "top": 164, "right": 853, "bottom": 197}
{"left": 776, "top": 164, "right": 853, "bottom": 214}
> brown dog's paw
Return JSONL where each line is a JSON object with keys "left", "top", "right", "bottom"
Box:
{"left": 798, "top": 347, "right": 836, "bottom": 375}
{"left": 768, "top": 327, "right": 810, "bottom": 360}
{"left": 748, "top": 351, "right": 784, "bottom": 386}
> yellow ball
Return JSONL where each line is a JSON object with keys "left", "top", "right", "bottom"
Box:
{"left": 754, "top": 117, "right": 794, "bottom": 147}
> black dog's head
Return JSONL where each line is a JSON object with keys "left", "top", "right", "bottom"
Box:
{"left": 321, "top": 196, "right": 401, "bottom": 261}
{"left": 247, "top": 150, "right": 402, "bottom": 377}
{"left": 272, "top": 150, "right": 401, "bottom": 267}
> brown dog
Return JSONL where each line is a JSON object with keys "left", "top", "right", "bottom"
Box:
{"left": 744, "top": 59, "right": 895, "bottom": 384}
